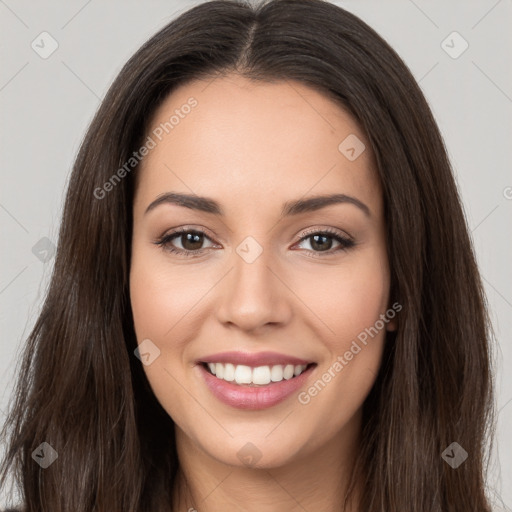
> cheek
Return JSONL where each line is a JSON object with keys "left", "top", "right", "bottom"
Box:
{"left": 295, "top": 248, "right": 390, "bottom": 346}
{"left": 291, "top": 250, "right": 390, "bottom": 416}
{"left": 129, "top": 245, "right": 201, "bottom": 423}
{"left": 129, "top": 243, "right": 206, "bottom": 342}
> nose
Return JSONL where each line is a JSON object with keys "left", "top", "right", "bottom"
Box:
{"left": 215, "top": 245, "right": 292, "bottom": 333}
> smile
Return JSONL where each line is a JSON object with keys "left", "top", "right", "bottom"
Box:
{"left": 198, "top": 360, "right": 317, "bottom": 410}
{"left": 203, "top": 362, "right": 312, "bottom": 386}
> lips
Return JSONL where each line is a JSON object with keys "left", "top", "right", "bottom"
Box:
{"left": 198, "top": 362, "right": 316, "bottom": 409}
{"left": 197, "top": 350, "right": 313, "bottom": 367}
{"left": 195, "top": 351, "right": 317, "bottom": 410}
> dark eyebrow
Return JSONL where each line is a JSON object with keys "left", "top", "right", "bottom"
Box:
{"left": 144, "top": 192, "right": 371, "bottom": 218}
{"left": 145, "top": 192, "right": 222, "bottom": 216}
{"left": 281, "top": 193, "right": 370, "bottom": 217}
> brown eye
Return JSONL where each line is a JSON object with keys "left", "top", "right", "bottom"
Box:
{"left": 309, "top": 234, "right": 335, "bottom": 252}
{"left": 155, "top": 228, "right": 217, "bottom": 257}
{"left": 295, "top": 229, "right": 355, "bottom": 255}
{"left": 177, "top": 232, "right": 205, "bottom": 251}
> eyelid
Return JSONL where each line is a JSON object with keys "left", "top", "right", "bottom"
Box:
{"left": 155, "top": 224, "right": 355, "bottom": 257}
{"left": 294, "top": 226, "right": 353, "bottom": 244}
{"left": 291, "top": 226, "right": 355, "bottom": 256}
{"left": 157, "top": 225, "right": 219, "bottom": 243}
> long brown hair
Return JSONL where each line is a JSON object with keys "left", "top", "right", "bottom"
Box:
{"left": 0, "top": 0, "right": 495, "bottom": 510}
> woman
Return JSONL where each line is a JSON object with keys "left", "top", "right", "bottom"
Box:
{"left": 0, "top": 0, "right": 495, "bottom": 510}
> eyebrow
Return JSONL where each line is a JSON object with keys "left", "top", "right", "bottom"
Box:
{"left": 144, "top": 192, "right": 371, "bottom": 218}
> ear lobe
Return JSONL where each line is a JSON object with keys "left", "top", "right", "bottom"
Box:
{"left": 384, "top": 299, "right": 401, "bottom": 332}
{"left": 386, "top": 317, "right": 398, "bottom": 332}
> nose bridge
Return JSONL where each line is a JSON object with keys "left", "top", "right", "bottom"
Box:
{"left": 215, "top": 236, "right": 290, "bottom": 330}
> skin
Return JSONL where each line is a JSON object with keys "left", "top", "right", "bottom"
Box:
{"left": 130, "top": 74, "right": 396, "bottom": 512}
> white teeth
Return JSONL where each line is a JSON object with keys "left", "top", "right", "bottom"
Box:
{"left": 223, "top": 363, "right": 235, "bottom": 381}
{"left": 252, "top": 366, "right": 271, "bottom": 385}
{"left": 206, "top": 362, "right": 309, "bottom": 385}
{"left": 270, "top": 365, "right": 283, "bottom": 382}
{"left": 283, "top": 364, "right": 295, "bottom": 379}
{"left": 234, "top": 365, "right": 252, "bottom": 384}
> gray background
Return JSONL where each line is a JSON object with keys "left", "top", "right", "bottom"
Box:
{"left": 1, "top": 0, "right": 511, "bottom": 509}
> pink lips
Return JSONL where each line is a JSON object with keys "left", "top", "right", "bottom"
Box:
{"left": 196, "top": 351, "right": 317, "bottom": 410}
{"left": 198, "top": 350, "right": 312, "bottom": 367}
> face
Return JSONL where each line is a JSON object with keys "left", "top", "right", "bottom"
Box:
{"left": 130, "top": 74, "right": 396, "bottom": 469}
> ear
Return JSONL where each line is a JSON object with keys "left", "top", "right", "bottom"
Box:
{"left": 386, "top": 317, "right": 398, "bottom": 332}
{"left": 384, "top": 300, "right": 401, "bottom": 332}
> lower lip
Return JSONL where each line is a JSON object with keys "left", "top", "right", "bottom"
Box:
{"left": 198, "top": 363, "right": 316, "bottom": 410}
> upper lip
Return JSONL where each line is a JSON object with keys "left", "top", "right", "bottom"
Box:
{"left": 198, "top": 351, "right": 314, "bottom": 368}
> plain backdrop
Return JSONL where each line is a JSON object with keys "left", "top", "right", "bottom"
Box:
{"left": 1, "top": 0, "right": 511, "bottom": 509}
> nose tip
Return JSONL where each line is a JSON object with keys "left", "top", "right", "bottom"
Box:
{"left": 215, "top": 254, "right": 292, "bottom": 331}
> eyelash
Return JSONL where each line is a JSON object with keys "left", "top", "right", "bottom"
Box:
{"left": 154, "top": 226, "right": 355, "bottom": 259}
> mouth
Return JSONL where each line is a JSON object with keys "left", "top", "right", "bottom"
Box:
{"left": 198, "top": 360, "right": 317, "bottom": 410}
{"left": 201, "top": 362, "right": 316, "bottom": 387}
{"left": 201, "top": 361, "right": 317, "bottom": 387}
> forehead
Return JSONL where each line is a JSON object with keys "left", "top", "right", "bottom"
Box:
{"left": 135, "top": 74, "right": 381, "bottom": 219}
